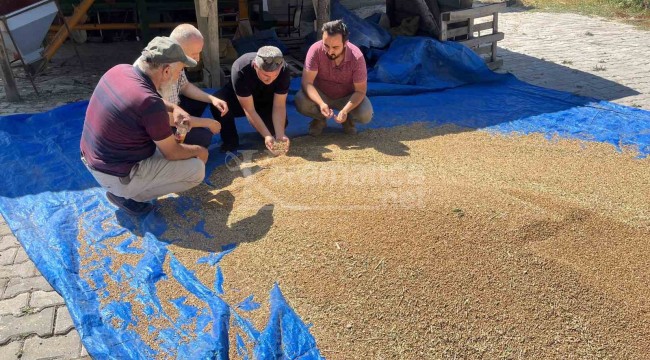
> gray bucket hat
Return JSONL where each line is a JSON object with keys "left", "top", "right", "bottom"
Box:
{"left": 142, "top": 36, "right": 197, "bottom": 67}
{"left": 254, "top": 46, "right": 284, "bottom": 72}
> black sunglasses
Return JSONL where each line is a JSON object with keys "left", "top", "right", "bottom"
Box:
{"left": 257, "top": 55, "right": 284, "bottom": 66}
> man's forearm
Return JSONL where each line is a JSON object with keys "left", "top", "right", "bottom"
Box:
{"left": 190, "top": 116, "right": 215, "bottom": 128}
{"left": 341, "top": 91, "right": 365, "bottom": 114}
{"left": 181, "top": 83, "right": 213, "bottom": 104}
{"left": 304, "top": 83, "right": 325, "bottom": 106}
{"left": 162, "top": 143, "right": 205, "bottom": 161}
{"left": 272, "top": 105, "right": 287, "bottom": 137}
{"left": 244, "top": 109, "right": 272, "bottom": 138}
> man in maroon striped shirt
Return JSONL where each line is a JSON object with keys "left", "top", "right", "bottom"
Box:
{"left": 80, "top": 37, "right": 208, "bottom": 216}
{"left": 295, "top": 19, "right": 374, "bottom": 136}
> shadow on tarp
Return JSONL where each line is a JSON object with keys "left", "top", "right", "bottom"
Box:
{"left": 114, "top": 190, "right": 275, "bottom": 253}
{"left": 1, "top": 34, "right": 650, "bottom": 359}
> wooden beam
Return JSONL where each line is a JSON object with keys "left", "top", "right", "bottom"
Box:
{"left": 235, "top": 0, "right": 253, "bottom": 38}
{"left": 207, "top": 0, "right": 221, "bottom": 87}
{"left": 459, "top": 32, "right": 503, "bottom": 49}
{"left": 315, "top": 0, "right": 330, "bottom": 38}
{"left": 135, "top": 0, "right": 150, "bottom": 43}
{"left": 0, "top": 36, "right": 20, "bottom": 102}
{"left": 442, "top": 2, "right": 506, "bottom": 22}
{"left": 446, "top": 26, "right": 469, "bottom": 39}
{"left": 43, "top": 0, "right": 95, "bottom": 61}
{"left": 386, "top": 0, "right": 396, "bottom": 27}
{"left": 194, "top": 0, "right": 211, "bottom": 86}
{"left": 193, "top": 0, "right": 209, "bottom": 36}
{"left": 491, "top": 12, "right": 499, "bottom": 63}
{"left": 50, "top": 22, "right": 180, "bottom": 31}
{"left": 238, "top": 0, "right": 249, "bottom": 19}
{"left": 473, "top": 21, "right": 494, "bottom": 33}
{"left": 49, "top": 21, "right": 246, "bottom": 31}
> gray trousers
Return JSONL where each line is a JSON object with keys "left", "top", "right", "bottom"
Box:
{"left": 294, "top": 89, "right": 374, "bottom": 124}
{"left": 84, "top": 149, "right": 205, "bottom": 202}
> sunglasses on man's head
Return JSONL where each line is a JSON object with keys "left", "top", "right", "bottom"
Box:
{"left": 257, "top": 55, "right": 284, "bottom": 66}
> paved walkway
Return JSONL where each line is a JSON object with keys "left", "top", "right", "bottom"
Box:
{"left": 1, "top": 7, "right": 649, "bottom": 359}
{"left": 497, "top": 9, "right": 650, "bottom": 109}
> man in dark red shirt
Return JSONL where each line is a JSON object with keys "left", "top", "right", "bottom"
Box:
{"left": 80, "top": 37, "right": 208, "bottom": 216}
{"left": 295, "top": 20, "right": 374, "bottom": 136}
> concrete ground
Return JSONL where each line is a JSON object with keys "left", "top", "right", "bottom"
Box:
{"left": 1, "top": 7, "right": 649, "bottom": 359}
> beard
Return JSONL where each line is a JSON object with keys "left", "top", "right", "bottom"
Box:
{"left": 158, "top": 79, "right": 175, "bottom": 100}
{"left": 327, "top": 52, "right": 342, "bottom": 60}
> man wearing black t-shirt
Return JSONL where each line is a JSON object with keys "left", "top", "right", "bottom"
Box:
{"left": 210, "top": 46, "right": 290, "bottom": 154}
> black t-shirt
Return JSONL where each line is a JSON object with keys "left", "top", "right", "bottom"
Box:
{"left": 228, "top": 52, "right": 290, "bottom": 109}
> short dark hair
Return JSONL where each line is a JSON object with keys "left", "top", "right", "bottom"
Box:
{"left": 321, "top": 19, "right": 349, "bottom": 42}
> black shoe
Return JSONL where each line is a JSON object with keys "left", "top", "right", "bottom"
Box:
{"left": 106, "top": 192, "right": 153, "bottom": 216}
{"left": 220, "top": 142, "right": 239, "bottom": 153}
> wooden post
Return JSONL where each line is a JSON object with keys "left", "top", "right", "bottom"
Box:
{"left": 235, "top": 0, "right": 253, "bottom": 38}
{"left": 491, "top": 11, "right": 498, "bottom": 63}
{"left": 193, "top": 0, "right": 209, "bottom": 38}
{"left": 439, "top": 15, "right": 447, "bottom": 41}
{"left": 314, "top": 0, "right": 330, "bottom": 38}
{"left": 43, "top": 0, "right": 94, "bottom": 61}
{"left": 386, "top": 0, "right": 395, "bottom": 27}
{"left": 238, "top": 0, "right": 249, "bottom": 19}
{"left": 203, "top": 0, "right": 221, "bottom": 88}
{"left": 136, "top": 0, "right": 150, "bottom": 43}
{"left": 196, "top": 0, "right": 224, "bottom": 88}
{"left": 0, "top": 38, "right": 20, "bottom": 102}
{"left": 193, "top": 0, "right": 210, "bottom": 87}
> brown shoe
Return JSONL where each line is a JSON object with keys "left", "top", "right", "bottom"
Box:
{"left": 308, "top": 118, "right": 327, "bottom": 136}
{"left": 342, "top": 119, "right": 357, "bottom": 135}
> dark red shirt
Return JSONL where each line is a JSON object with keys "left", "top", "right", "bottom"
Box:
{"left": 305, "top": 40, "right": 367, "bottom": 100}
{"left": 80, "top": 64, "right": 172, "bottom": 177}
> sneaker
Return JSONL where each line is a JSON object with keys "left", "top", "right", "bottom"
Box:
{"left": 342, "top": 119, "right": 357, "bottom": 135}
{"left": 106, "top": 192, "right": 153, "bottom": 216}
{"left": 308, "top": 118, "right": 327, "bottom": 136}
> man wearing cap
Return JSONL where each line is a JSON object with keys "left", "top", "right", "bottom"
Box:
{"left": 80, "top": 36, "right": 208, "bottom": 216}
{"left": 210, "top": 46, "right": 291, "bottom": 154}
{"left": 295, "top": 19, "right": 373, "bottom": 136}
{"left": 160, "top": 24, "right": 228, "bottom": 148}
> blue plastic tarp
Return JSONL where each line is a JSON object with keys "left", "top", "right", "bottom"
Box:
{"left": 1, "top": 34, "right": 649, "bottom": 359}
{"left": 330, "top": 0, "right": 392, "bottom": 52}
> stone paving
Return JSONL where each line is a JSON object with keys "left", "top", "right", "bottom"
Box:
{"left": 496, "top": 8, "right": 650, "bottom": 110}
{"left": 0, "top": 6, "right": 649, "bottom": 359}
{"left": 0, "top": 222, "right": 89, "bottom": 360}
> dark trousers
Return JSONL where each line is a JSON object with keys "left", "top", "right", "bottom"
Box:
{"left": 210, "top": 88, "right": 281, "bottom": 148}
{"left": 176, "top": 95, "right": 214, "bottom": 148}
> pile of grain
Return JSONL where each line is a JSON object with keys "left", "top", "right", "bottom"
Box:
{"left": 83, "top": 124, "right": 650, "bottom": 358}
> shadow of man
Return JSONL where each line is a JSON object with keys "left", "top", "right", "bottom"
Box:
{"left": 171, "top": 190, "right": 274, "bottom": 253}
{"left": 115, "top": 189, "right": 274, "bottom": 253}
